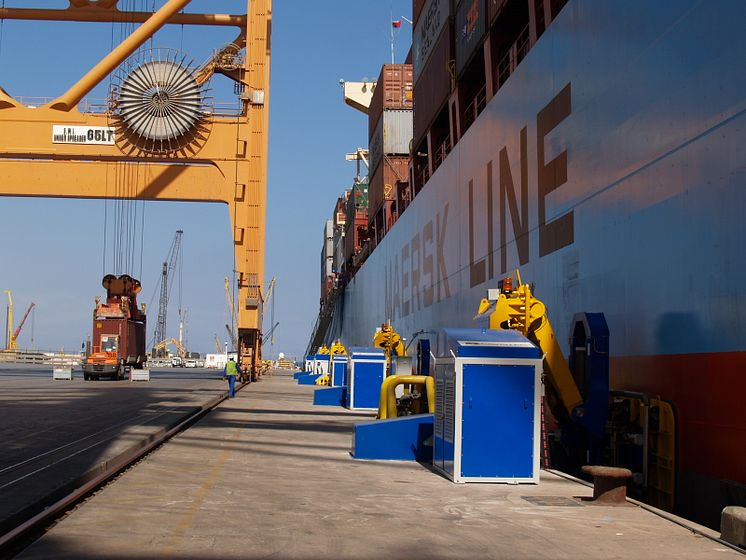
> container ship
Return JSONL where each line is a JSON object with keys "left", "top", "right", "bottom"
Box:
{"left": 309, "top": 0, "right": 746, "bottom": 529}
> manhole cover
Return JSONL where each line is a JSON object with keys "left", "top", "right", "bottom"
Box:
{"left": 521, "top": 496, "right": 583, "bottom": 507}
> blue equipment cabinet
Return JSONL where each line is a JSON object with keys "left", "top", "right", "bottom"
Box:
{"left": 330, "top": 354, "right": 347, "bottom": 387}
{"left": 433, "top": 328, "right": 542, "bottom": 483}
{"left": 295, "top": 355, "right": 315, "bottom": 379}
{"left": 314, "top": 354, "right": 329, "bottom": 376}
{"left": 345, "top": 347, "right": 385, "bottom": 410}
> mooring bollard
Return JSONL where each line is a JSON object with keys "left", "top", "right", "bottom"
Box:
{"left": 581, "top": 465, "right": 633, "bottom": 504}
{"left": 720, "top": 506, "right": 746, "bottom": 548}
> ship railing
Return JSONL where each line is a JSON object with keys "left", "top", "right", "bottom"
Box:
{"left": 417, "top": 166, "right": 430, "bottom": 191}
{"left": 462, "top": 86, "right": 487, "bottom": 134}
{"left": 515, "top": 24, "right": 531, "bottom": 65}
{"left": 495, "top": 23, "right": 531, "bottom": 93}
{"left": 434, "top": 135, "right": 451, "bottom": 169}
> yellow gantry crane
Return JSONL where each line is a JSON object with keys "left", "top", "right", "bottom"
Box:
{"left": 0, "top": 0, "right": 272, "bottom": 378}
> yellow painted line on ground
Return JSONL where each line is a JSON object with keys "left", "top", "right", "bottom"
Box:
{"left": 159, "top": 421, "right": 244, "bottom": 558}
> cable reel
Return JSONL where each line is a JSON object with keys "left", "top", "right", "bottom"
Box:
{"left": 108, "top": 48, "right": 212, "bottom": 156}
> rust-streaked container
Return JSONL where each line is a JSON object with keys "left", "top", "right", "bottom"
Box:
{"left": 333, "top": 194, "right": 347, "bottom": 230}
{"left": 345, "top": 181, "right": 368, "bottom": 225}
{"left": 414, "top": 0, "right": 427, "bottom": 24}
{"left": 456, "top": 0, "right": 488, "bottom": 76}
{"left": 368, "top": 155, "right": 410, "bottom": 221}
{"left": 413, "top": 22, "right": 454, "bottom": 146}
{"left": 369, "top": 109, "right": 414, "bottom": 175}
{"left": 344, "top": 182, "right": 369, "bottom": 264}
{"left": 397, "top": 177, "right": 413, "bottom": 217}
{"left": 413, "top": 0, "right": 453, "bottom": 83}
{"left": 368, "top": 64, "right": 414, "bottom": 137}
{"left": 344, "top": 215, "right": 369, "bottom": 265}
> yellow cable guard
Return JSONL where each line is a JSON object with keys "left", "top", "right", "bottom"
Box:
{"left": 377, "top": 375, "right": 435, "bottom": 420}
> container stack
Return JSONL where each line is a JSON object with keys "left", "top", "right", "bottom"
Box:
{"left": 321, "top": 219, "right": 334, "bottom": 301}
{"left": 332, "top": 193, "right": 348, "bottom": 282}
{"left": 367, "top": 64, "right": 413, "bottom": 244}
{"left": 344, "top": 181, "right": 369, "bottom": 272}
{"left": 412, "top": 0, "right": 455, "bottom": 194}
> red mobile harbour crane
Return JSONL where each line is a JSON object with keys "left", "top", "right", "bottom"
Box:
{"left": 82, "top": 274, "right": 147, "bottom": 381}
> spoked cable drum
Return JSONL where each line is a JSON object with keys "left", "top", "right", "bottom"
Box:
{"left": 109, "top": 48, "right": 212, "bottom": 155}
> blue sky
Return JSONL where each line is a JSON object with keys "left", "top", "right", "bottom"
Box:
{"left": 0, "top": 1, "right": 412, "bottom": 358}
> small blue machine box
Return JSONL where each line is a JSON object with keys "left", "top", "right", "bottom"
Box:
{"left": 314, "top": 354, "right": 330, "bottom": 376}
{"left": 433, "top": 328, "right": 542, "bottom": 483}
{"left": 330, "top": 354, "right": 347, "bottom": 387}
{"left": 345, "top": 347, "right": 385, "bottom": 410}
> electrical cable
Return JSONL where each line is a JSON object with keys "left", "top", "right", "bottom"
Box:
{"left": 0, "top": 0, "right": 5, "bottom": 63}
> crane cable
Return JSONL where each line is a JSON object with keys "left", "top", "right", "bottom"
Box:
{"left": 103, "top": 0, "right": 148, "bottom": 277}
{"left": 0, "top": 0, "right": 5, "bottom": 62}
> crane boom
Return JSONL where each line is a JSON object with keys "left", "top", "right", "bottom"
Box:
{"left": 261, "top": 322, "right": 279, "bottom": 345}
{"left": 153, "top": 230, "right": 183, "bottom": 353}
{"left": 225, "top": 277, "right": 237, "bottom": 348}
{"left": 13, "top": 302, "right": 35, "bottom": 342}
{"left": 152, "top": 338, "right": 186, "bottom": 359}
{"left": 265, "top": 277, "right": 276, "bottom": 302}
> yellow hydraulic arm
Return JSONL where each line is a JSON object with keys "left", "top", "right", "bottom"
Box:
{"left": 315, "top": 339, "right": 346, "bottom": 386}
{"left": 373, "top": 323, "right": 405, "bottom": 370}
{"left": 477, "top": 276, "right": 583, "bottom": 417}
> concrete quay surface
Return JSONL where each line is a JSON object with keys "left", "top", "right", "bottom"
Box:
{"left": 18, "top": 370, "right": 740, "bottom": 559}
{"left": 0, "top": 365, "right": 227, "bottom": 534}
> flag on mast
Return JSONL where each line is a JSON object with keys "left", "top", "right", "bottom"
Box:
{"left": 392, "top": 20, "right": 402, "bottom": 28}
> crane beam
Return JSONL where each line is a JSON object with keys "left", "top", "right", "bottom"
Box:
{"left": 49, "top": 0, "right": 193, "bottom": 111}
{"left": 0, "top": 7, "right": 245, "bottom": 27}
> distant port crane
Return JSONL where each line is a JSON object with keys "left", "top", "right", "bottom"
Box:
{"left": 153, "top": 230, "right": 183, "bottom": 357}
{"left": 4, "top": 290, "right": 35, "bottom": 351}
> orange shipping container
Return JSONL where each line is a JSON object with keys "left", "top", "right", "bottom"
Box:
{"left": 368, "top": 155, "right": 409, "bottom": 222}
{"left": 368, "top": 64, "right": 414, "bottom": 137}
